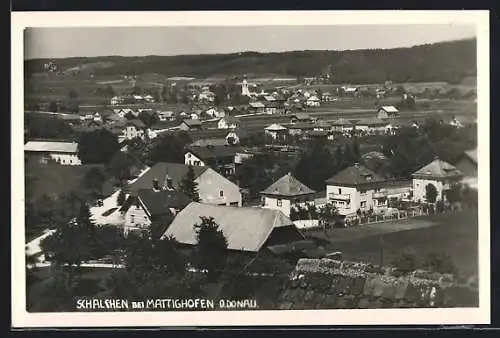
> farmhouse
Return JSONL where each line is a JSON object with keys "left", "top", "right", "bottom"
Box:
{"left": 184, "top": 145, "right": 241, "bottom": 176}
{"left": 249, "top": 101, "right": 266, "bottom": 114}
{"left": 330, "top": 118, "right": 354, "bottom": 134}
{"left": 377, "top": 105, "right": 399, "bottom": 119}
{"left": 217, "top": 116, "right": 240, "bottom": 129}
{"left": 128, "top": 162, "right": 242, "bottom": 206}
{"left": 412, "top": 157, "right": 463, "bottom": 203}
{"left": 161, "top": 202, "right": 305, "bottom": 253}
{"left": 343, "top": 86, "right": 359, "bottom": 96}
{"left": 24, "top": 141, "right": 82, "bottom": 165}
{"left": 179, "top": 119, "right": 203, "bottom": 131}
{"left": 290, "top": 113, "right": 315, "bottom": 124}
{"left": 285, "top": 122, "right": 315, "bottom": 137}
{"left": 260, "top": 173, "right": 316, "bottom": 217}
{"left": 325, "top": 163, "right": 391, "bottom": 216}
{"left": 123, "top": 188, "right": 191, "bottom": 235}
{"left": 455, "top": 149, "right": 477, "bottom": 188}
{"left": 265, "top": 123, "right": 288, "bottom": 141}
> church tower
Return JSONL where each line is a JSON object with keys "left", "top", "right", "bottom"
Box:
{"left": 241, "top": 76, "right": 250, "bottom": 96}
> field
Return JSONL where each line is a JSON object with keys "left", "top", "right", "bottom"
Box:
{"left": 312, "top": 210, "right": 478, "bottom": 278}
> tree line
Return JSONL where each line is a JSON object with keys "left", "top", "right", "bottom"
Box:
{"left": 26, "top": 39, "right": 476, "bottom": 84}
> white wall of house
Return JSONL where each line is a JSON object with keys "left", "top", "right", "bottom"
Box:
{"left": 124, "top": 125, "right": 144, "bottom": 140}
{"left": 413, "top": 178, "right": 449, "bottom": 203}
{"left": 326, "top": 184, "right": 358, "bottom": 215}
{"left": 184, "top": 152, "right": 206, "bottom": 166}
{"left": 225, "top": 132, "right": 241, "bottom": 145}
{"left": 218, "top": 119, "right": 239, "bottom": 129}
{"left": 196, "top": 169, "right": 242, "bottom": 206}
{"left": 124, "top": 205, "right": 151, "bottom": 235}
{"left": 262, "top": 195, "right": 315, "bottom": 217}
{"left": 48, "top": 152, "right": 82, "bottom": 165}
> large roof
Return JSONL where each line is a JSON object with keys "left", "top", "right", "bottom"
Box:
{"left": 326, "top": 164, "right": 386, "bottom": 187}
{"left": 276, "top": 258, "right": 478, "bottom": 310}
{"left": 182, "top": 119, "right": 202, "bottom": 127}
{"left": 128, "top": 162, "right": 208, "bottom": 195}
{"left": 186, "top": 145, "right": 241, "bottom": 160}
{"left": 261, "top": 173, "right": 316, "bottom": 197}
{"left": 464, "top": 149, "right": 477, "bottom": 165}
{"left": 330, "top": 118, "right": 354, "bottom": 126}
{"left": 265, "top": 123, "right": 287, "bottom": 131}
{"left": 24, "top": 141, "right": 78, "bottom": 153}
{"left": 380, "top": 105, "right": 399, "bottom": 113}
{"left": 162, "top": 202, "right": 294, "bottom": 252}
{"left": 412, "top": 158, "right": 462, "bottom": 179}
{"left": 138, "top": 189, "right": 191, "bottom": 217}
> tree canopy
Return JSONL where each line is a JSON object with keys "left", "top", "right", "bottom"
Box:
{"left": 77, "top": 129, "right": 120, "bottom": 164}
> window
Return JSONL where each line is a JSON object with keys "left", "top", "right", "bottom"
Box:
{"left": 187, "top": 153, "right": 191, "bottom": 158}
{"left": 277, "top": 199, "right": 282, "bottom": 207}
{"left": 338, "top": 188, "right": 342, "bottom": 194}
{"left": 130, "top": 215, "right": 135, "bottom": 224}
{"left": 219, "top": 190, "right": 224, "bottom": 197}
{"left": 361, "top": 201, "right": 367, "bottom": 208}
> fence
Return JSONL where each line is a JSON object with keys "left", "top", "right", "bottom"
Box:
{"left": 298, "top": 208, "right": 429, "bottom": 233}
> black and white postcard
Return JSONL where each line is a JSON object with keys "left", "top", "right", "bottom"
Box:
{"left": 11, "top": 10, "right": 490, "bottom": 328}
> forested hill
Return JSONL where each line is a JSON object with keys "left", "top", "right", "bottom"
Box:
{"left": 25, "top": 38, "right": 476, "bottom": 84}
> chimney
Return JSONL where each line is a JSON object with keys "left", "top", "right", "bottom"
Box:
{"left": 164, "top": 174, "right": 174, "bottom": 191}
{"left": 152, "top": 178, "right": 160, "bottom": 191}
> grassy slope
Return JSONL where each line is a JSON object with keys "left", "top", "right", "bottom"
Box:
{"left": 326, "top": 210, "right": 478, "bottom": 277}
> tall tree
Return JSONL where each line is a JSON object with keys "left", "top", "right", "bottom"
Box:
{"left": 179, "top": 165, "right": 200, "bottom": 202}
{"left": 351, "top": 138, "right": 361, "bottom": 161}
{"left": 107, "top": 151, "right": 137, "bottom": 180}
{"left": 145, "top": 132, "right": 192, "bottom": 165}
{"left": 293, "top": 140, "right": 335, "bottom": 191}
{"left": 80, "top": 166, "right": 108, "bottom": 200}
{"left": 138, "top": 111, "right": 158, "bottom": 129}
{"left": 77, "top": 129, "right": 120, "bottom": 164}
{"left": 425, "top": 183, "right": 438, "bottom": 204}
{"left": 193, "top": 216, "right": 228, "bottom": 280}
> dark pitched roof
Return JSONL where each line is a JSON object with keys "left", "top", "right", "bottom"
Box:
{"left": 285, "top": 122, "right": 315, "bottom": 130}
{"left": 186, "top": 145, "right": 241, "bottom": 160}
{"left": 127, "top": 119, "right": 146, "bottom": 129}
{"left": 138, "top": 189, "right": 191, "bottom": 217}
{"left": 276, "top": 258, "right": 478, "bottom": 310}
{"left": 261, "top": 173, "right": 316, "bottom": 197}
{"left": 128, "top": 162, "right": 208, "bottom": 195}
{"left": 182, "top": 119, "right": 202, "bottom": 127}
{"left": 326, "top": 164, "right": 386, "bottom": 187}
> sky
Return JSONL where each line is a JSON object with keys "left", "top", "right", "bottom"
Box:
{"left": 24, "top": 25, "right": 476, "bottom": 60}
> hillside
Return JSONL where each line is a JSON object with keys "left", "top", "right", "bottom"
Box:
{"left": 25, "top": 38, "right": 476, "bottom": 84}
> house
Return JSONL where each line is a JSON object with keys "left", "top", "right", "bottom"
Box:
{"left": 184, "top": 145, "right": 241, "bottom": 176}
{"left": 264, "top": 123, "right": 288, "bottom": 141}
{"left": 24, "top": 141, "right": 81, "bottom": 165}
{"left": 206, "top": 107, "right": 225, "bottom": 119}
{"left": 264, "top": 101, "right": 278, "bottom": 114}
{"left": 354, "top": 118, "right": 389, "bottom": 135}
{"left": 377, "top": 105, "right": 400, "bottom": 119}
{"left": 190, "top": 113, "right": 199, "bottom": 120}
{"left": 161, "top": 202, "right": 305, "bottom": 253}
{"left": 285, "top": 122, "right": 315, "bottom": 137}
{"left": 158, "top": 111, "right": 175, "bottom": 122}
{"left": 123, "top": 188, "right": 191, "bottom": 235}
{"left": 128, "top": 162, "right": 242, "bottom": 206}
{"left": 449, "top": 116, "right": 465, "bottom": 128}
{"left": 321, "top": 92, "right": 335, "bottom": 102}
{"left": 325, "top": 163, "right": 391, "bottom": 216}
{"left": 198, "top": 90, "right": 216, "bottom": 102}
{"left": 330, "top": 118, "right": 354, "bottom": 134}
{"left": 179, "top": 119, "right": 203, "bottom": 131}
{"left": 116, "top": 108, "right": 138, "bottom": 118}
{"left": 412, "top": 157, "right": 463, "bottom": 203}
{"left": 123, "top": 119, "right": 146, "bottom": 141}
{"left": 455, "top": 149, "right": 477, "bottom": 188}
{"left": 305, "top": 95, "right": 320, "bottom": 107}
{"left": 225, "top": 128, "right": 249, "bottom": 145}
{"left": 260, "top": 173, "right": 316, "bottom": 217}
{"left": 276, "top": 258, "right": 479, "bottom": 309}
{"left": 248, "top": 101, "right": 266, "bottom": 114}
{"left": 217, "top": 116, "right": 240, "bottom": 129}
{"left": 384, "top": 120, "right": 402, "bottom": 135}
{"left": 133, "top": 95, "right": 144, "bottom": 102}
{"left": 144, "top": 94, "right": 155, "bottom": 103}
{"left": 313, "top": 120, "right": 331, "bottom": 131}
{"left": 343, "top": 87, "right": 359, "bottom": 96}
{"left": 110, "top": 96, "right": 124, "bottom": 105}
{"left": 291, "top": 113, "right": 315, "bottom": 124}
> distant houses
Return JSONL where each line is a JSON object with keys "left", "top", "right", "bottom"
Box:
{"left": 377, "top": 105, "right": 399, "bottom": 119}
{"left": 179, "top": 119, "right": 203, "bottom": 131}
{"left": 184, "top": 145, "right": 241, "bottom": 176}
{"left": 217, "top": 116, "right": 240, "bottom": 129}
{"left": 24, "top": 141, "right": 81, "bottom": 165}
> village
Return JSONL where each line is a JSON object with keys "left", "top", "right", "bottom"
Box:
{"left": 24, "top": 44, "right": 479, "bottom": 311}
